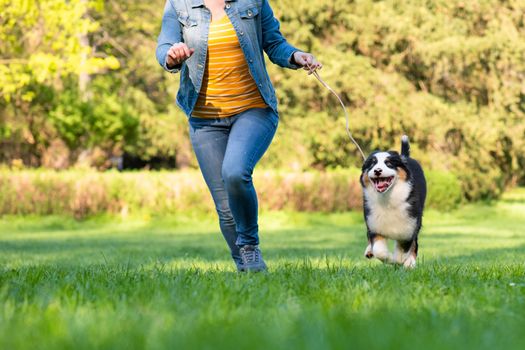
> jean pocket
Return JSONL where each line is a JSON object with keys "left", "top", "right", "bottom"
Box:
{"left": 177, "top": 11, "right": 198, "bottom": 27}
{"left": 268, "top": 108, "right": 279, "bottom": 128}
{"left": 189, "top": 116, "right": 211, "bottom": 129}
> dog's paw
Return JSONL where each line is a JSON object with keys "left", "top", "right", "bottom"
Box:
{"left": 364, "top": 244, "right": 374, "bottom": 259}
{"left": 403, "top": 255, "right": 416, "bottom": 269}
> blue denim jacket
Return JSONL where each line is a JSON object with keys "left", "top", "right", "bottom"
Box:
{"left": 156, "top": 0, "right": 301, "bottom": 117}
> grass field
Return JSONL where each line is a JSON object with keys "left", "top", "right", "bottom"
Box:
{"left": 1, "top": 190, "right": 524, "bottom": 349}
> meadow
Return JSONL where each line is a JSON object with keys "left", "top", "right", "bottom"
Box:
{"left": 2, "top": 1, "right": 524, "bottom": 348}
{"left": 0, "top": 190, "right": 524, "bottom": 349}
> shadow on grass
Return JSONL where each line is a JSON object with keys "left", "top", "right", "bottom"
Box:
{"left": 424, "top": 243, "right": 525, "bottom": 264}
{"left": 1, "top": 205, "right": 524, "bottom": 267}
{"left": 0, "top": 229, "right": 361, "bottom": 265}
{"left": 1, "top": 224, "right": 524, "bottom": 267}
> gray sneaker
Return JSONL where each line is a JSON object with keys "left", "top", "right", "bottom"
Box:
{"left": 239, "top": 245, "right": 267, "bottom": 272}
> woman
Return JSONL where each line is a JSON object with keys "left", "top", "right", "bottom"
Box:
{"left": 156, "top": 0, "right": 321, "bottom": 272}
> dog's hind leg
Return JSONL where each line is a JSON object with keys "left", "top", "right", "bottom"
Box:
{"left": 403, "top": 239, "right": 418, "bottom": 269}
{"left": 397, "top": 239, "right": 418, "bottom": 269}
{"left": 393, "top": 241, "right": 405, "bottom": 264}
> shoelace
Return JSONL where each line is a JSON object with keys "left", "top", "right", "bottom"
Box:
{"left": 242, "top": 248, "right": 259, "bottom": 263}
{"left": 306, "top": 63, "right": 367, "bottom": 161}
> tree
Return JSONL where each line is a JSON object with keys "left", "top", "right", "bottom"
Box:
{"left": 0, "top": 0, "right": 118, "bottom": 165}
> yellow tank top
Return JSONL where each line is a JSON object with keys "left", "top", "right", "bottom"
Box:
{"left": 191, "top": 15, "right": 267, "bottom": 118}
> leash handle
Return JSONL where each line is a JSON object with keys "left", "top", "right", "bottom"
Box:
{"left": 306, "top": 64, "right": 367, "bottom": 161}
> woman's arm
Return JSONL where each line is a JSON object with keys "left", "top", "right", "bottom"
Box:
{"left": 156, "top": 0, "right": 193, "bottom": 73}
{"left": 260, "top": 0, "right": 298, "bottom": 69}
{"left": 261, "top": 0, "right": 321, "bottom": 71}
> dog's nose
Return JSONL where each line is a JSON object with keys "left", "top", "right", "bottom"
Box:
{"left": 374, "top": 169, "right": 382, "bottom": 176}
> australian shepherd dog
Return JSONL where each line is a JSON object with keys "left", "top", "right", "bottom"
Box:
{"left": 360, "top": 136, "right": 427, "bottom": 268}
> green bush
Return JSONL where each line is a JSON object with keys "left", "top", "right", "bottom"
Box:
{"left": 425, "top": 170, "right": 463, "bottom": 211}
{"left": 0, "top": 168, "right": 462, "bottom": 218}
{"left": 265, "top": 0, "right": 525, "bottom": 199}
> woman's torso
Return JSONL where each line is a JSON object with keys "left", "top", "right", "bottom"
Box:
{"left": 164, "top": 0, "right": 279, "bottom": 117}
{"left": 191, "top": 14, "right": 267, "bottom": 118}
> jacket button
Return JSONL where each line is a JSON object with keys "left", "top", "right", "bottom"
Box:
{"left": 198, "top": 64, "right": 204, "bottom": 69}
{"left": 249, "top": 59, "right": 253, "bottom": 63}
{"left": 248, "top": 11, "right": 252, "bottom": 17}
{"left": 240, "top": 31, "right": 244, "bottom": 35}
{"left": 225, "top": 4, "right": 231, "bottom": 9}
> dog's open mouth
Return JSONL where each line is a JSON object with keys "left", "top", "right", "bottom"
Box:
{"left": 371, "top": 176, "right": 395, "bottom": 193}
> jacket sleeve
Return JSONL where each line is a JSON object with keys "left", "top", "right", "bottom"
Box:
{"left": 156, "top": 0, "right": 183, "bottom": 73}
{"left": 261, "top": 0, "right": 302, "bottom": 69}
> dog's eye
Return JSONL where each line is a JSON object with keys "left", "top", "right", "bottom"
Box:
{"left": 385, "top": 160, "right": 392, "bottom": 167}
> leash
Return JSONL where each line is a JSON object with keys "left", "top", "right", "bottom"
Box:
{"left": 306, "top": 63, "right": 367, "bottom": 161}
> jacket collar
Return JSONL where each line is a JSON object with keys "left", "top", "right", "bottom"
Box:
{"left": 191, "top": 0, "right": 236, "bottom": 8}
{"left": 191, "top": 0, "right": 204, "bottom": 7}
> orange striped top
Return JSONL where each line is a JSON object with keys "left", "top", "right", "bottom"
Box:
{"left": 192, "top": 15, "right": 267, "bottom": 118}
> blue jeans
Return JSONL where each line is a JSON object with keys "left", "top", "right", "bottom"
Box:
{"left": 188, "top": 107, "right": 278, "bottom": 266}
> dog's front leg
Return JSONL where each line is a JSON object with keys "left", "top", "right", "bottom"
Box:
{"left": 364, "top": 238, "right": 373, "bottom": 259}
{"left": 370, "top": 234, "right": 394, "bottom": 264}
{"left": 364, "top": 229, "right": 376, "bottom": 259}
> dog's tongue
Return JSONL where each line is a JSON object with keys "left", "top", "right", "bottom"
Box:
{"left": 375, "top": 179, "right": 390, "bottom": 192}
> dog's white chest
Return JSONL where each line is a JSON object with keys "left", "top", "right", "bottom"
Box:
{"left": 364, "top": 181, "right": 416, "bottom": 241}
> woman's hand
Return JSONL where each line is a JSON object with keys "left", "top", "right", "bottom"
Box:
{"left": 166, "top": 43, "right": 195, "bottom": 68}
{"left": 292, "top": 51, "right": 322, "bottom": 74}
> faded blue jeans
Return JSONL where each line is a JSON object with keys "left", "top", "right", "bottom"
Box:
{"left": 188, "top": 107, "right": 278, "bottom": 266}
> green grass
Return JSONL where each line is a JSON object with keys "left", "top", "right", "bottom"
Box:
{"left": 0, "top": 193, "right": 524, "bottom": 349}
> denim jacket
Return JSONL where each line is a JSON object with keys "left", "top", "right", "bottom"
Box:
{"left": 156, "top": 0, "right": 301, "bottom": 117}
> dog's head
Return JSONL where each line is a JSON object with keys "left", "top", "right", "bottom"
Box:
{"left": 360, "top": 151, "right": 409, "bottom": 194}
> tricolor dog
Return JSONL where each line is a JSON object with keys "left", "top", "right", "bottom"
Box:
{"left": 360, "top": 136, "right": 426, "bottom": 268}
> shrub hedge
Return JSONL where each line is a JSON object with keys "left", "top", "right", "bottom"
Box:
{"left": 0, "top": 169, "right": 461, "bottom": 218}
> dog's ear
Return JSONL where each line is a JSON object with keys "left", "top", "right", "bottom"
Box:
{"left": 397, "top": 167, "right": 410, "bottom": 181}
{"left": 360, "top": 171, "right": 372, "bottom": 187}
{"left": 386, "top": 152, "right": 411, "bottom": 178}
{"left": 361, "top": 153, "right": 378, "bottom": 171}
{"left": 361, "top": 159, "right": 370, "bottom": 172}
{"left": 361, "top": 158, "right": 372, "bottom": 172}
{"left": 394, "top": 155, "right": 411, "bottom": 179}
{"left": 360, "top": 172, "right": 366, "bottom": 187}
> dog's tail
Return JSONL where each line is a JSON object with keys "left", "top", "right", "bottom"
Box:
{"left": 401, "top": 135, "right": 410, "bottom": 157}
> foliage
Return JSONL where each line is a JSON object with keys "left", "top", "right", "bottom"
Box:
{"left": 425, "top": 170, "right": 463, "bottom": 211}
{"left": 1, "top": 0, "right": 525, "bottom": 201}
{"left": 0, "top": 168, "right": 463, "bottom": 217}
{"left": 0, "top": 0, "right": 118, "bottom": 165}
{"left": 0, "top": 0, "right": 113, "bottom": 103}
{"left": 1, "top": 196, "right": 525, "bottom": 349}
{"left": 49, "top": 78, "right": 139, "bottom": 152}
{"left": 266, "top": 0, "right": 525, "bottom": 199}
